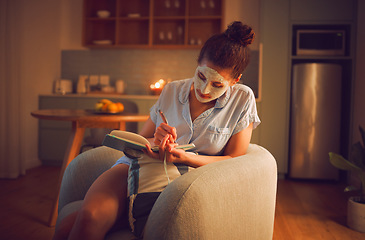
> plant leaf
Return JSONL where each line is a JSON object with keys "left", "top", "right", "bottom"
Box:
{"left": 329, "top": 152, "right": 362, "bottom": 172}
{"left": 344, "top": 185, "right": 359, "bottom": 192}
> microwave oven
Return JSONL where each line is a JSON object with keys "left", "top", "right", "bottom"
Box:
{"left": 296, "top": 29, "right": 346, "bottom": 56}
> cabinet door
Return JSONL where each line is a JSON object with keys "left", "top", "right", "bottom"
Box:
{"left": 38, "top": 97, "right": 76, "bottom": 165}
{"left": 290, "top": 0, "right": 356, "bottom": 21}
{"left": 39, "top": 129, "right": 70, "bottom": 166}
{"left": 39, "top": 97, "right": 76, "bottom": 129}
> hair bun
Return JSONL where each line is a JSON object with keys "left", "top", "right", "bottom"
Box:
{"left": 225, "top": 21, "right": 255, "bottom": 47}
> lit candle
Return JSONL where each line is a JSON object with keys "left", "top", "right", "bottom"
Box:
{"left": 150, "top": 79, "right": 166, "bottom": 95}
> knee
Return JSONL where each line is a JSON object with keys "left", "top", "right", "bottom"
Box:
{"left": 75, "top": 205, "right": 115, "bottom": 236}
{"left": 75, "top": 207, "right": 101, "bottom": 230}
{"left": 54, "top": 207, "right": 108, "bottom": 240}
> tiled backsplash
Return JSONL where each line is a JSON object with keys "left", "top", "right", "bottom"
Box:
{"left": 61, "top": 49, "right": 259, "bottom": 96}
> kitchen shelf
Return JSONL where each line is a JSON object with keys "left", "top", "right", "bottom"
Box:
{"left": 154, "top": 0, "right": 186, "bottom": 17}
{"left": 189, "top": 0, "right": 222, "bottom": 16}
{"left": 82, "top": 0, "right": 224, "bottom": 48}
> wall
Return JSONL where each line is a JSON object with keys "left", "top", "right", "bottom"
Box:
{"left": 224, "top": 0, "right": 260, "bottom": 51}
{"left": 353, "top": 1, "right": 365, "bottom": 142}
{"left": 259, "top": 0, "right": 291, "bottom": 174}
{"left": 61, "top": 49, "right": 200, "bottom": 94}
{"left": 60, "top": 0, "right": 84, "bottom": 50}
{"left": 18, "top": 0, "right": 62, "bottom": 169}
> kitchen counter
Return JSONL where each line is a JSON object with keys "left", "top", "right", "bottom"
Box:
{"left": 37, "top": 94, "right": 158, "bottom": 166}
{"left": 37, "top": 93, "right": 261, "bottom": 166}
{"left": 40, "top": 93, "right": 160, "bottom": 100}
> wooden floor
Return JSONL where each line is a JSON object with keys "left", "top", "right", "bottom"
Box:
{"left": 0, "top": 166, "right": 364, "bottom": 240}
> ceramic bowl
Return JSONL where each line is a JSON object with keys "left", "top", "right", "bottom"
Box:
{"left": 97, "top": 10, "right": 110, "bottom": 18}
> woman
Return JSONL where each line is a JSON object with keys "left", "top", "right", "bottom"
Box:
{"left": 53, "top": 21, "right": 260, "bottom": 240}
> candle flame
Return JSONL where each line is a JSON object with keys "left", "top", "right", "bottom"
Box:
{"left": 150, "top": 79, "right": 166, "bottom": 89}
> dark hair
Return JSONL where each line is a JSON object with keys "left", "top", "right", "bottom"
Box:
{"left": 197, "top": 21, "right": 255, "bottom": 79}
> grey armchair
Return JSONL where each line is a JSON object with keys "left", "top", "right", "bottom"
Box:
{"left": 56, "top": 144, "right": 277, "bottom": 240}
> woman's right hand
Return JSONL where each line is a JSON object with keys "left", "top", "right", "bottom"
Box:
{"left": 153, "top": 123, "right": 177, "bottom": 146}
{"left": 144, "top": 131, "right": 177, "bottom": 161}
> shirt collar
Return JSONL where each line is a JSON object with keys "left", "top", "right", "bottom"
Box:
{"left": 215, "top": 86, "right": 232, "bottom": 108}
{"left": 179, "top": 78, "right": 193, "bottom": 104}
{"left": 178, "top": 78, "right": 232, "bottom": 108}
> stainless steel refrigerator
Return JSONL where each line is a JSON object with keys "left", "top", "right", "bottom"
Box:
{"left": 289, "top": 63, "right": 341, "bottom": 180}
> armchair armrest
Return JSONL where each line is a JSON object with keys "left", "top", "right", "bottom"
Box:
{"left": 58, "top": 146, "right": 123, "bottom": 212}
{"left": 144, "top": 144, "right": 277, "bottom": 240}
{"left": 56, "top": 144, "right": 277, "bottom": 240}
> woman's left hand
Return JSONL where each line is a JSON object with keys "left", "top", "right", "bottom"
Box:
{"left": 163, "top": 146, "right": 187, "bottom": 163}
{"left": 144, "top": 134, "right": 186, "bottom": 163}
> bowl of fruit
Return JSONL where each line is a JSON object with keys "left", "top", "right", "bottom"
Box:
{"left": 94, "top": 99, "right": 124, "bottom": 114}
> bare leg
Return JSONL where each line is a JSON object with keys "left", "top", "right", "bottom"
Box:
{"left": 53, "top": 163, "right": 129, "bottom": 240}
{"left": 53, "top": 211, "right": 79, "bottom": 240}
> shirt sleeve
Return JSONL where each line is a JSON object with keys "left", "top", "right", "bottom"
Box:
{"left": 232, "top": 88, "right": 261, "bottom": 135}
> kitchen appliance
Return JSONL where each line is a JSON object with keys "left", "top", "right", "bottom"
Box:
{"left": 294, "top": 27, "right": 347, "bottom": 56}
{"left": 289, "top": 63, "right": 341, "bottom": 180}
{"left": 116, "top": 80, "right": 125, "bottom": 94}
{"left": 77, "top": 75, "right": 89, "bottom": 94}
{"left": 54, "top": 79, "right": 73, "bottom": 94}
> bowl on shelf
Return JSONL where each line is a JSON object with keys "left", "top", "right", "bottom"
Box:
{"left": 92, "top": 40, "right": 112, "bottom": 45}
{"left": 97, "top": 10, "right": 111, "bottom": 18}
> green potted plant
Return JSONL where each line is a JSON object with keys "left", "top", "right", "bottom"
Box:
{"left": 329, "top": 126, "right": 365, "bottom": 233}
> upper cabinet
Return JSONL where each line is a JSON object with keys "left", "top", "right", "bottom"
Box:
{"left": 83, "top": 0, "right": 224, "bottom": 48}
{"left": 290, "top": 0, "right": 356, "bottom": 22}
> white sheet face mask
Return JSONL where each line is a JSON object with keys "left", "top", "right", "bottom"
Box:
{"left": 193, "top": 66, "right": 231, "bottom": 103}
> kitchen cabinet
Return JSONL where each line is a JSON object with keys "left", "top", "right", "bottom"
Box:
{"left": 290, "top": 0, "right": 355, "bottom": 22}
{"left": 38, "top": 94, "right": 158, "bottom": 166}
{"left": 83, "top": 0, "right": 224, "bottom": 48}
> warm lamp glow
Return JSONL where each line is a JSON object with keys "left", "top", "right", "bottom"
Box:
{"left": 150, "top": 79, "right": 166, "bottom": 95}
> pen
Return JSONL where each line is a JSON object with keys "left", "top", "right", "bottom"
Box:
{"left": 159, "top": 110, "right": 169, "bottom": 125}
{"left": 159, "top": 109, "right": 177, "bottom": 143}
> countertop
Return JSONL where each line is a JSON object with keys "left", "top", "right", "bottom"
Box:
{"left": 40, "top": 93, "right": 160, "bottom": 100}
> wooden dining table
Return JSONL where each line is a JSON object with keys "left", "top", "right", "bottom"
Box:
{"left": 31, "top": 109, "right": 150, "bottom": 227}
